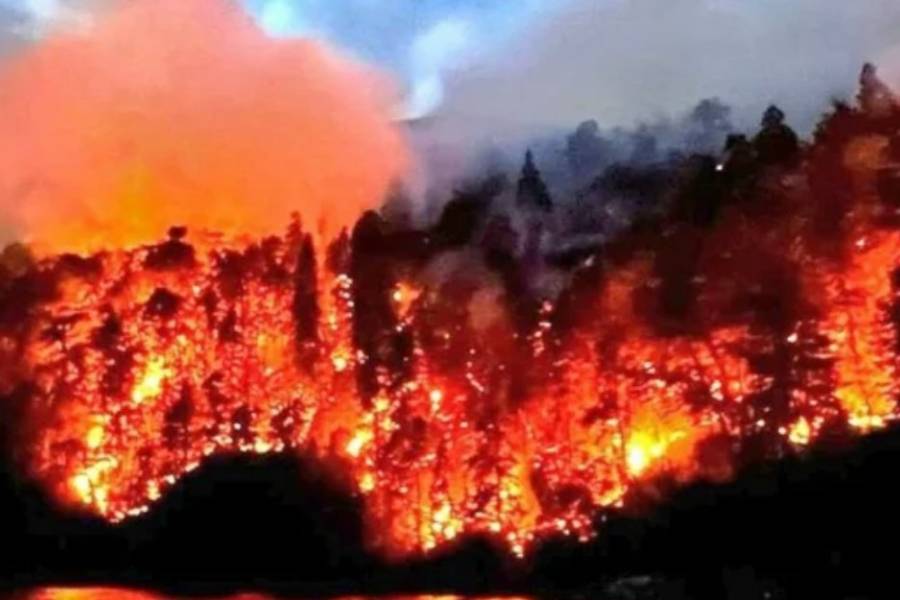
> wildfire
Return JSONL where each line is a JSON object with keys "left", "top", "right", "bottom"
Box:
{"left": 814, "top": 228, "right": 900, "bottom": 431}
{"left": 626, "top": 429, "right": 688, "bottom": 478}
{"left": 3, "top": 204, "right": 894, "bottom": 559}
{"left": 131, "top": 356, "right": 171, "bottom": 405}
{"left": 3, "top": 66, "right": 900, "bottom": 562}
{"left": 787, "top": 417, "right": 812, "bottom": 446}
{"left": 2, "top": 169, "right": 899, "bottom": 561}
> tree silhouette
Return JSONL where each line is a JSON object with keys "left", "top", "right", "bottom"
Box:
{"left": 753, "top": 105, "right": 800, "bottom": 167}
{"left": 381, "top": 181, "right": 415, "bottom": 231}
{"left": 858, "top": 63, "right": 898, "bottom": 118}
{"left": 687, "top": 98, "right": 733, "bottom": 153}
{"left": 566, "top": 120, "right": 611, "bottom": 182}
{"left": 433, "top": 174, "right": 505, "bottom": 249}
{"left": 517, "top": 150, "right": 553, "bottom": 212}
{"left": 293, "top": 233, "right": 319, "bottom": 362}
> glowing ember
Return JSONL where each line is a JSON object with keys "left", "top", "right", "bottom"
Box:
{"left": 788, "top": 417, "right": 812, "bottom": 446}
{"left": 131, "top": 356, "right": 171, "bottom": 405}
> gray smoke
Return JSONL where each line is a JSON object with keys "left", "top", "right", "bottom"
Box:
{"left": 400, "top": 0, "right": 900, "bottom": 214}
{"left": 427, "top": 0, "right": 900, "bottom": 143}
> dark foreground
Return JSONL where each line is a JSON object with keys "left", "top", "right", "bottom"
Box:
{"left": 1, "top": 426, "right": 898, "bottom": 599}
{"left": 1, "top": 585, "right": 680, "bottom": 600}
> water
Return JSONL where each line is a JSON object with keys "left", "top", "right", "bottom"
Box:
{"left": 8, "top": 591, "right": 530, "bottom": 600}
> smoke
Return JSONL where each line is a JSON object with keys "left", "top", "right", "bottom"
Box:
{"left": 0, "top": 0, "right": 408, "bottom": 253}
{"left": 431, "top": 0, "right": 900, "bottom": 141}
{"left": 0, "top": 3, "right": 38, "bottom": 57}
{"left": 245, "top": 0, "right": 560, "bottom": 122}
{"left": 17, "top": 0, "right": 89, "bottom": 30}
{"left": 0, "top": 0, "right": 103, "bottom": 48}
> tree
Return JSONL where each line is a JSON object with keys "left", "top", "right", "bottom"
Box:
{"left": 293, "top": 234, "right": 319, "bottom": 360}
{"left": 858, "top": 63, "right": 898, "bottom": 118}
{"left": 481, "top": 213, "right": 519, "bottom": 269}
{"left": 0, "top": 243, "right": 34, "bottom": 279}
{"left": 721, "top": 133, "right": 757, "bottom": 186}
{"left": 432, "top": 174, "right": 505, "bottom": 248}
{"left": 686, "top": 98, "right": 733, "bottom": 153}
{"left": 566, "top": 120, "right": 611, "bottom": 181}
{"left": 810, "top": 101, "right": 859, "bottom": 243}
{"left": 144, "top": 226, "right": 196, "bottom": 270}
{"left": 516, "top": 150, "right": 553, "bottom": 212}
{"left": 753, "top": 105, "right": 800, "bottom": 167}
{"left": 381, "top": 181, "right": 415, "bottom": 231}
{"left": 350, "top": 212, "right": 408, "bottom": 406}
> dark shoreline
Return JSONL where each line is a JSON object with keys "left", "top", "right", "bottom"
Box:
{"left": 2, "top": 427, "right": 900, "bottom": 599}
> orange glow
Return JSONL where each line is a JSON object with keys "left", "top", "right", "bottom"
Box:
{"left": 392, "top": 282, "right": 422, "bottom": 320}
{"left": 331, "top": 353, "right": 350, "bottom": 373}
{"left": 130, "top": 356, "right": 170, "bottom": 405}
{"left": 346, "top": 428, "right": 373, "bottom": 459}
{"left": 85, "top": 424, "right": 105, "bottom": 450}
{"left": 820, "top": 230, "right": 900, "bottom": 431}
{"left": 788, "top": 417, "right": 812, "bottom": 446}
{"left": 626, "top": 429, "right": 687, "bottom": 477}
{"left": 8, "top": 213, "right": 900, "bottom": 558}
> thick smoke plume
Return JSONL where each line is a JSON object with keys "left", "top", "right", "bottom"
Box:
{"left": 0, "top": 0, "right": 408, "bottom": 253}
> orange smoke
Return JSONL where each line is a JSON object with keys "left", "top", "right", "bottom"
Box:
{"left": 0, "top": 0, "right": 408, "bottom": 254}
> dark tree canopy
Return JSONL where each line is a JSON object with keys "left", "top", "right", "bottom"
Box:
{"left": 754, "top": 105, "right": 800, "bottom": 166}
{"left": 381, "top": 181, "right": 415, "bottom": 231}
{"left": 517, "top": 150, "right": 553, "bottom": 212}
{"left": 434, "top": 173, "right": 506, "bottom": 248}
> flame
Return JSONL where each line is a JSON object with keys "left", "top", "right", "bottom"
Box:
{"left": 7, "top": 213, "right": 891, "bottom": 557}
{"left": 824, "top": 230, "right": 900, "bottom": 430}
{"left": 788, "top": 417, "right": 812, "bottom": 446}
{"left": 4, "top": 73, "right": 900, "bottom": 561}
{"left": 130, "top": 356, "right": 171, "bottom": 405}
{"left": 8, "top": 199, "right": 900, "bottom": 558}
{"left": 626, "top": 429, "right": 687, "bottom": 478}
{"left": 392, "top": 282, "right": 422, "bottom": 320}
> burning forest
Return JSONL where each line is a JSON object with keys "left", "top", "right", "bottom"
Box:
{"left": 4, "top": 7, "right": 900, "bottom": 593}
{"left": 4, "top": 39, "right": 900, "bottom": 567}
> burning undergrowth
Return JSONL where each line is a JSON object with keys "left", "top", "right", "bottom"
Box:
{"left": 2, "top": 65, "right": 900, "bottom": 562}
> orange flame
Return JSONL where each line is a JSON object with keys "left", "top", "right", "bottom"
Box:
{"left": 7, "top": 207, "right": 898, "bottom": 558}
{"left": 3, "top": 31, "right": 900, "bottom": 561}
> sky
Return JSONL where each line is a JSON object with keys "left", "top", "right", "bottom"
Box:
{"left": 436, "top": 0, "right": 900, "bottom": 136}
{"left": 240, "top": 0, "right": 900, "bottom": 137}
{"left": 241, "top": 0, "right": 561, "bottom": 119}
